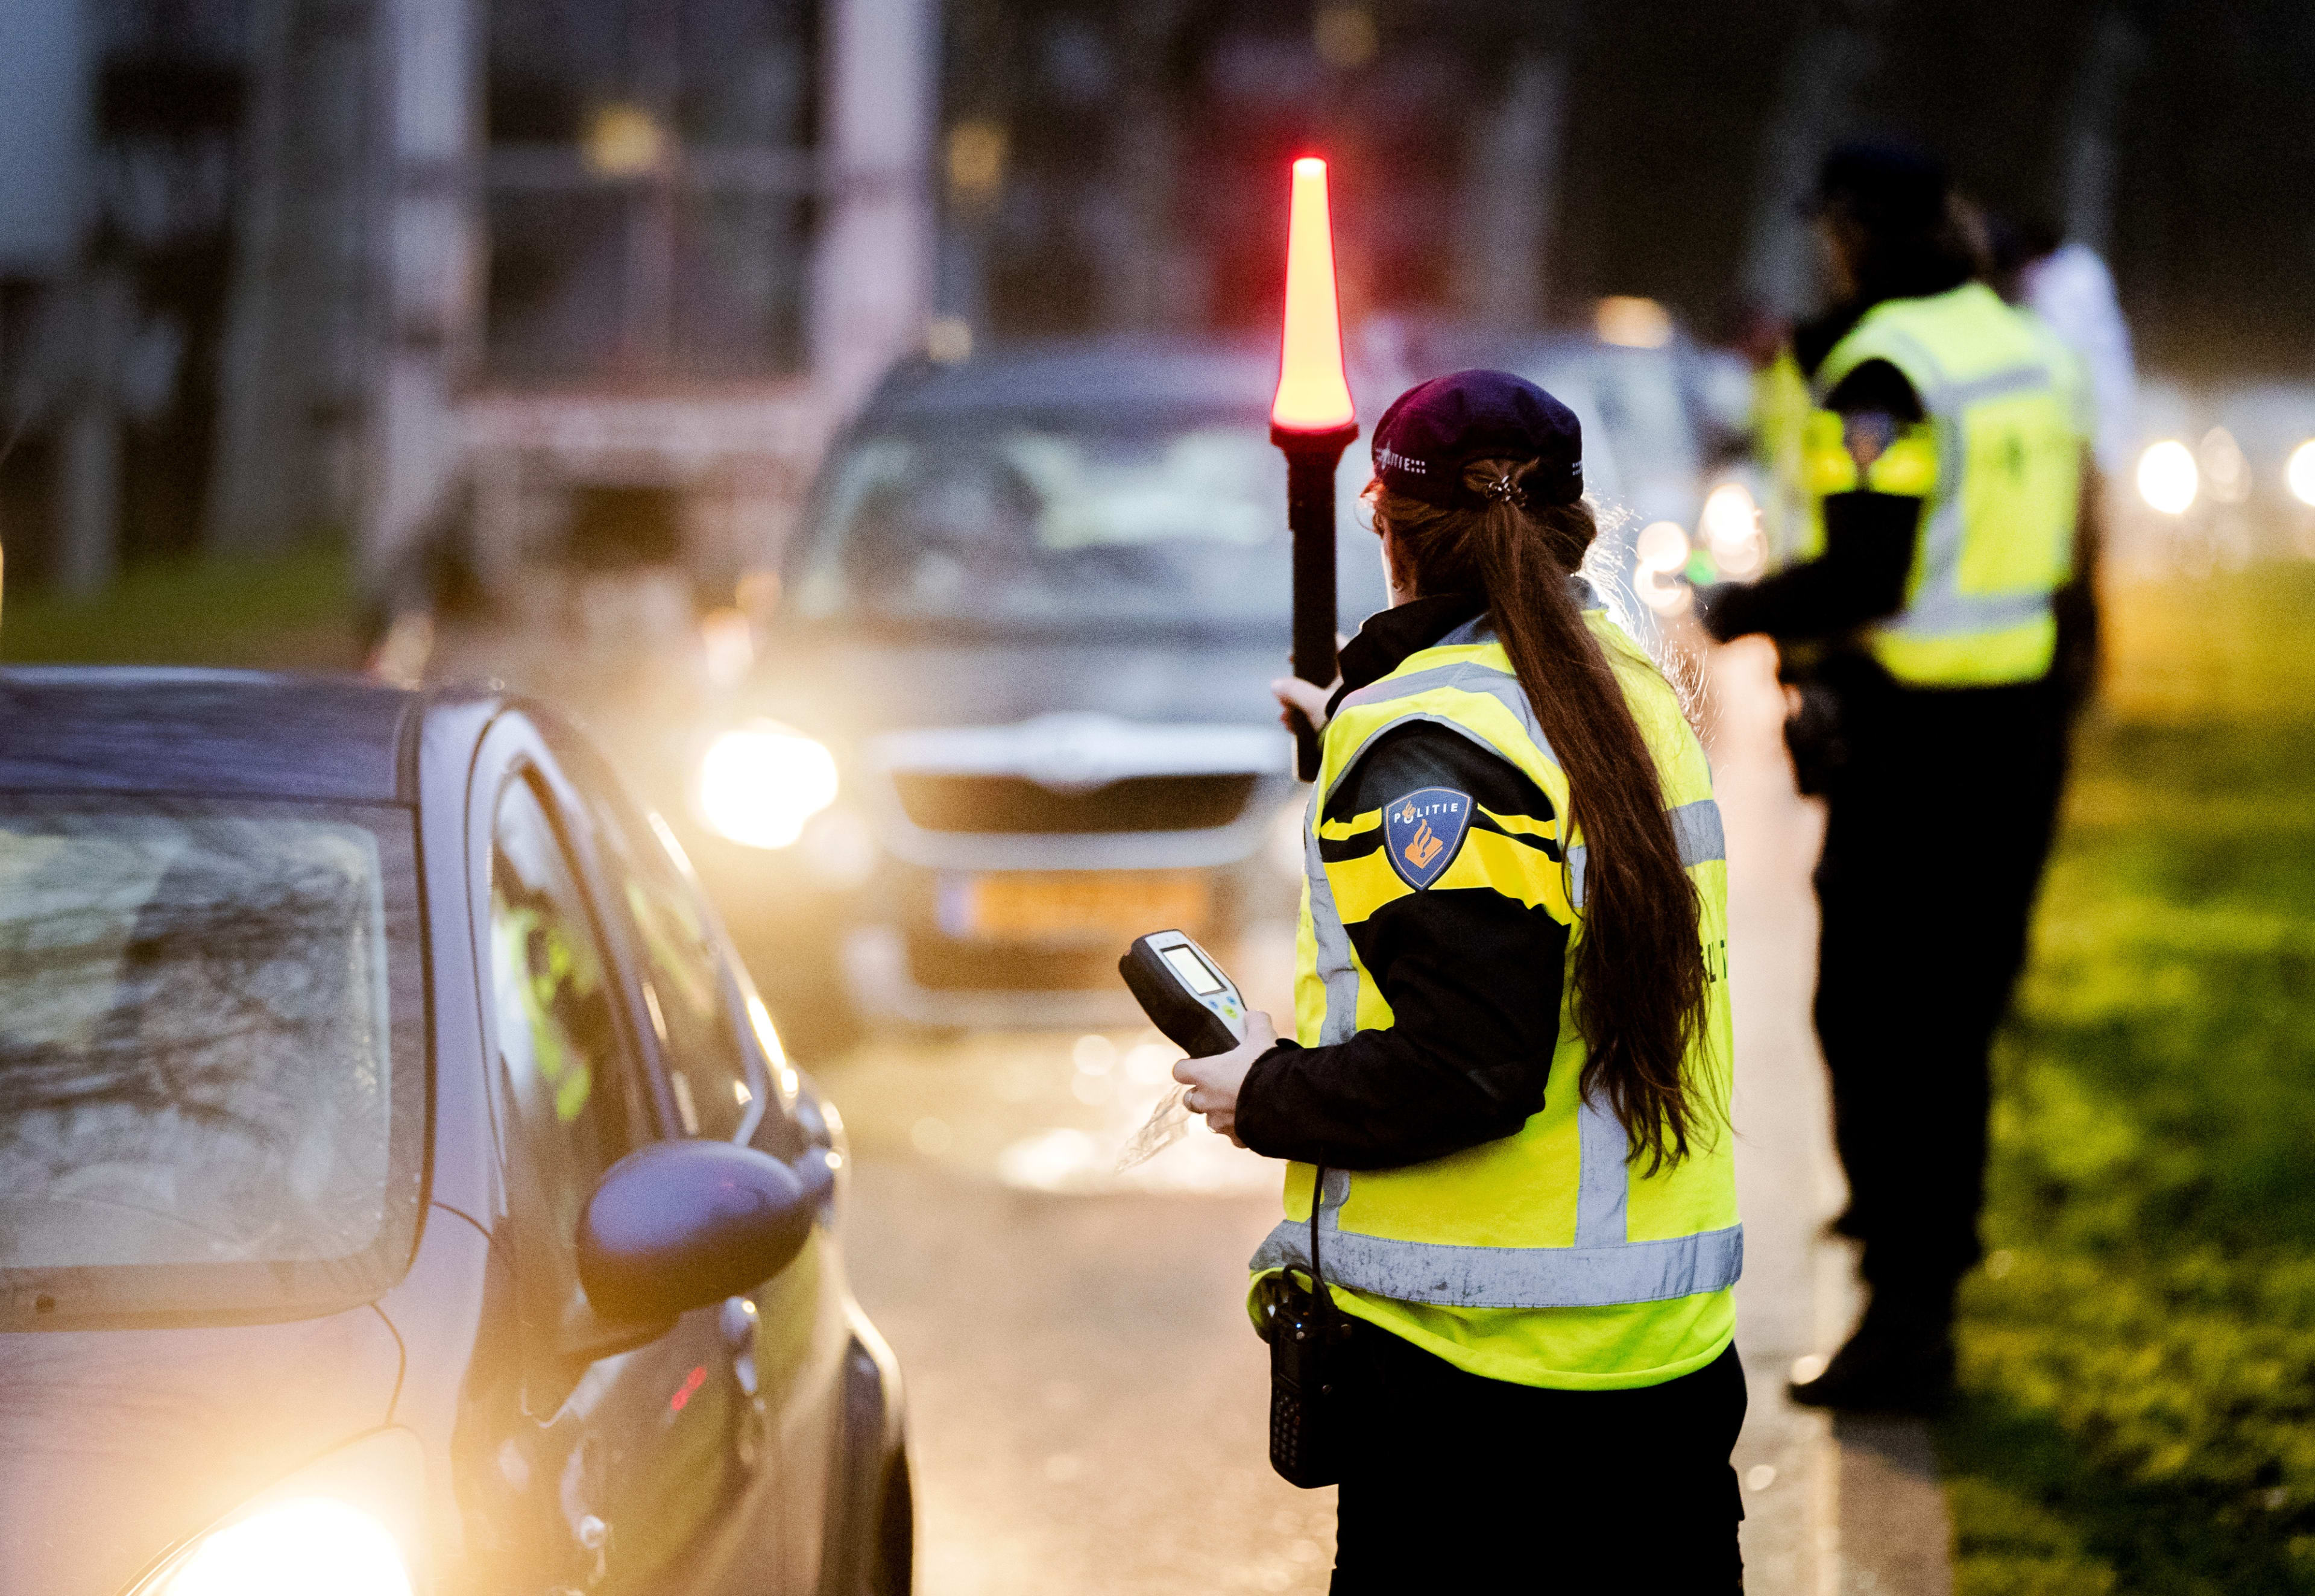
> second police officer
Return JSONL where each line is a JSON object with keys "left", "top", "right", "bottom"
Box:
{"left": 1176, "top": 372, "right": 1748, "bottom": 1589}
{"left": 1702, "top": 141, "right": 2100, "bottom": 1413}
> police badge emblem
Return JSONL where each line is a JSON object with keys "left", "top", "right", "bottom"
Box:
{"left": 1382, "top": 786, "right": 1473, "bottom": 890}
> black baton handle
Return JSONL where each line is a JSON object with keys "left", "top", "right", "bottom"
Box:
{"left": 1276, "top": 421, "right": 1357, "bottom": 782}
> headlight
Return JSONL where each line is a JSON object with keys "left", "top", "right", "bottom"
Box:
{"left": 2136, "top": 439, "right": 2198, "bottom": 515}
{"left": 161, "top": 1498, "right": 412, "bottom": 1596}
{"left": 698, "top": 722, "right": 839, "bottom": 849}
{"left": 2287, "top": 439, "right": 2315, "bottom": 507}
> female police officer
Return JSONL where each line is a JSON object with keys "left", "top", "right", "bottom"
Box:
{"left": 1175, "top": 371, "right": 1745, "bottom": 1589}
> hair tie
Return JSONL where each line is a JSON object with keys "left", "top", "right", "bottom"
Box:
{"left": 1481, "top": 474, "right": 1522, "bottom": 506}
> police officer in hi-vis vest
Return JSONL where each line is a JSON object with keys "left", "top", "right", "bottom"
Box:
{"left": 1701, "top": 141, "right": 2098, "bottom": 1414}
{"left": 1175, "top": 372, "right": 1747, "bottom": 1590}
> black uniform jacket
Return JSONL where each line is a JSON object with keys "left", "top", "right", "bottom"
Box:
{"left": 1235, "top": 594, "right": 1573, "bottom": 1172}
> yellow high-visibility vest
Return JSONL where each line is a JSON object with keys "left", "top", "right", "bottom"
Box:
{"left": 1752, "top": 348, "right": 1817, "bottom": 569}
{"left": 1806, "top": 281, "right": 2089, "bottom": 686}
{"left": 1250, "top": 603, "right": 1739, "bottom": 1391}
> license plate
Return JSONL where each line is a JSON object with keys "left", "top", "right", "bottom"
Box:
{"left": 939, "top": 871, "right": 1211, "bottom": 944}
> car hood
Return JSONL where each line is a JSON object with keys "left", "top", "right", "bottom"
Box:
{"left": 0, "top": 1308, "right": 401, "bottom": 1596}
{"left": 745, "top": 627, "right": 1297, "bottom": 741}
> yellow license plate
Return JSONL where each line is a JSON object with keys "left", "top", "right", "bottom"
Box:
{"left": 943, "top": 871, "right": 1211, "bottom": 944}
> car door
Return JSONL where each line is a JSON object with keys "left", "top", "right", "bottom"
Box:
{"left": 482, "top": 765, "right": 754, "bottom": 1595}
{"left": 570, "top": 748, "right": 851, "bottom": 1596}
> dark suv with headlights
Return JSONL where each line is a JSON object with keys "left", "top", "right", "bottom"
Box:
{"left": 676, "top": 330, "right": 1717, "bottom": 1048}
{"left": 683, "top": 340, "right": 1378, "bottom": 1042}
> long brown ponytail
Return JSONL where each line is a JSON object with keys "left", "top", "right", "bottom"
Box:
{"left": 1373, "top": 457, "right": 1712, "bottom": 1172}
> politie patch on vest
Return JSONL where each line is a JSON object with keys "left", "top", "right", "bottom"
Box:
{"left": 1382, "top": 787, "right": 1473, "bottom": 890}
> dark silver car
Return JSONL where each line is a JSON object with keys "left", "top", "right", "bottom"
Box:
{"left": 678, "top": 339, "right": 1383, "bottom": 1040}
{"left": 672, "top": 333, "right": 1716, "bottom": 1044}
{"left": 0, "top": 668, "right": 910, "bottom": 1596}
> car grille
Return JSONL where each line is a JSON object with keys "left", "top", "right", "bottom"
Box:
{"left": 889, "top": 772, "right": 1258, "bottom": 834}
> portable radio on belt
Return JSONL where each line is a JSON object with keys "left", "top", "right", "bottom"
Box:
{"left": 1255, "top": 1165, "right": 1355, "bottom": 1489}
{"left": 1117, "top": 931, "right": 1248, "bottom": 1058}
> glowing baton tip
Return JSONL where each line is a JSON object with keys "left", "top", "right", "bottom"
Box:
{"left": 1271, "top": 157, "right": 1357, "bottom": 438}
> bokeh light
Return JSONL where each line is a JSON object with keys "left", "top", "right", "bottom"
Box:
{"left": 1595, "top": 296, "right": 1672, "bottom": 350}
{"left": 2137, "top": 440, "right": 2199, "bottom": 516}
{"left": 1698, "top": 480, "right": 1765, "bottom": 579}
{"left": 2287, "top": 440, "right": 2315, "bottom": 507}
{"left": 2200, "top": 427, "right": 2250, "bottom": 505}
{"left": 1634, "top": 519, "right": 1690, "bottom": 574}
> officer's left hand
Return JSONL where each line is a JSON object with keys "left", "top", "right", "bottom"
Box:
{"left": 1172, "top": 1010, "right": 1278, "bottom": 1148}
{"left": 1271, "top": 676, "right": 1335, "bottom": 736}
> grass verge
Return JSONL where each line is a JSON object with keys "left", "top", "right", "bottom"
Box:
{"left": 1944, "top": 563, "right": 2315, "bottom": 1594}
{"left": 0, "top": 542, "right": 361, "bottom": 670}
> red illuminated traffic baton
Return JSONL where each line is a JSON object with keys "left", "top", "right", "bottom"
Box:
{"left": 1271, "top": 156, "right": 1358, "bottom": 782}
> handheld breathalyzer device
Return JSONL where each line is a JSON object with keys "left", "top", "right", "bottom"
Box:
{"left": 1119, "top": 930, "right": 1249, "bottom": 1058}
{"left": 1113, "top": 931, "right": 1250, "bottom": 1170}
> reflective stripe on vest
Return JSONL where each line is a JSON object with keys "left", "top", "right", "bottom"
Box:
{"left": 1261, "top": 618, "right": 1742, "bottom": 1316}
{"left": 1569, "top": 797, "right": 1725, "bottom": 910}
{"left": 1250, "top": 1219, "right": 1746, "bottom": 1310}
{"left": 1811, "top": 283, "right": 2084, "bottom": 686}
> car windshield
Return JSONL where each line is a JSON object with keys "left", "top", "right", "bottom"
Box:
{"left": 790, "top": 407, "right": 1384, "bottom": 630}
{"left": 0, "top": 798, "right": 425, "bottom": 1327}
{"left": 1518, "top": 345, "right": 1699, "bottom": 509}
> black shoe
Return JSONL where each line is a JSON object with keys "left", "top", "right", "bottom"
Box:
{"left": 1787, "top": 1327, "right": 1954, "bottom": 1416}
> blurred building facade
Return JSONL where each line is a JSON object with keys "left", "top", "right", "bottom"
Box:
{"left": 0, "top": 0, "right": 937, "bottom": 602}
{"left": 1, "top": 0, "right": 1578, "bottom": 605}
{"left": 1, "top": 0, "right": 260, "bottom": 593}
{"left": 377, "top": 0, "right": 936, "bottom": 617}
{"left": 3, "top": 0, "right": 2311, "bottom": 600}
{"left": 934, "top": 0, "right": 1573, "bottom": 343}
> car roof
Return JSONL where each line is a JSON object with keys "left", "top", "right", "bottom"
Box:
{"left": 857, "top": 327, "right": 1672, "bottom": 429}
{"left": 0, "top": 667, "right": 425, "bottom": 803}
{"left": 865, "top": 336, "right": 1283, "bottom": 421}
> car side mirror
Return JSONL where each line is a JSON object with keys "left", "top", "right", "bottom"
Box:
{"left": 578, "top": 1141, "right": 825, "bottom": 1325}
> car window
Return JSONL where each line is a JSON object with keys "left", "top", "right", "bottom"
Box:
{"left": 791, "top": 409, "right": 1385, "bottom": 630}
{"left": 1590, "top": 347, "right": 1699, "bottom": 487}
{"left": 590, "top": 791, "right": 759, "bottom": 1143}
{"left": 488, "top": 777, "right": 650, "bottom": 1356}
{"left": 0, "top": 797, "right": 425, "bottom": 1328}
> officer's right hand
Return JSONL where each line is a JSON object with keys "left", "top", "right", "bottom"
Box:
{"left": 1173, "top": 1008, "right": 1279, "bottom": 1148}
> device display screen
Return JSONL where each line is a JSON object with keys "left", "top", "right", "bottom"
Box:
{"left": 1162, "top": 945, "right": 1225, "bottom": 995}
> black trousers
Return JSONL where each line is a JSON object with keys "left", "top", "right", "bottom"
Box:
{"left": 1329, "top": 1331, "right": 1748, "bottom": 1592}
{"left": 1809, "top": 668, "right": 2071, "bottom": 1303}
